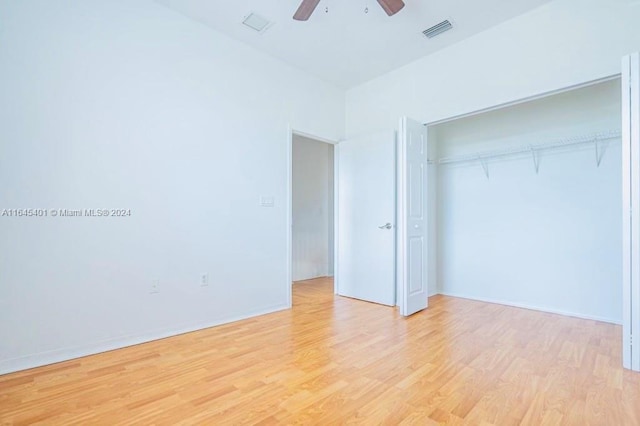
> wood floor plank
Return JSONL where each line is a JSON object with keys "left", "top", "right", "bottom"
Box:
{"left": 1, "top": 277, "right": 640, "bottom": 424}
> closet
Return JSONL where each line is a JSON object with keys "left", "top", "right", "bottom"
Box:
{"left": 428, "top": 79, "right": 622, "bottom": 323}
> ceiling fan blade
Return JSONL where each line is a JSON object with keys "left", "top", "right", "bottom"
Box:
{"left": 293, "top": 0, "right": 321, "bottom": 21}
{"left": 377, "top": 0, "right": 405, "bottom": 16}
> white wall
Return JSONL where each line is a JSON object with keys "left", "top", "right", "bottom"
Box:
{"left": 292, "top": 135, "right": 334, "bottom": 281}
{"left": 0, "top": 0, "right": 344, "bottom": 374}
{"left": 433, "top": 80, "right": 622, "bottom": 323}
{"left": 346, "top": 0, "right": 640, "bottom": 136}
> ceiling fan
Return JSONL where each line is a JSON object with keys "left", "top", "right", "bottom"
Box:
{"left": 293, "top": 0, "right": 405, "bottom": 21}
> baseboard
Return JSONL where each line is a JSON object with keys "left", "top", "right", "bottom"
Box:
{"left": 0, "top": 304, "right": 289, "bottom": 376}
{"left": 293, "top": 275, "right": 332, "bottom": 283}
{"left": 438, "top": 291, "right": 622, "bottom": 325}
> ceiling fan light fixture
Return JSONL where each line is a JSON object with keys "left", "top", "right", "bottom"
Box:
{"left": 293, "top": 0, "right": 404, "bottom": 20}
{"left": 242, "top": 13, "right": 272, "bottom": 33}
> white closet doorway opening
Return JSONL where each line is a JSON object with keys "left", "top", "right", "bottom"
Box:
{"left": 428, "top": 77, "right": 623, "bottom": 325}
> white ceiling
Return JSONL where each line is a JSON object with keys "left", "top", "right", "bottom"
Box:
{"left": 156, "top": 0, "right": 552, "bottom": 89}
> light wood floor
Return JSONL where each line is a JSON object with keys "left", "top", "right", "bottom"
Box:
{"left": 1, "top": 277, "right": 639, "bottom": 425}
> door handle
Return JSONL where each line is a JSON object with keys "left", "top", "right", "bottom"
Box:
{"left": 378, "top": 223, "right": 392, "bottom": 230}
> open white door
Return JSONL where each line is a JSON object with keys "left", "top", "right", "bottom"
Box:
{"left": 622, "top": 53, "right": 640, "bottom": 371}
{"left": 336, "top": 132, "right": 396, "bottom": 306}
{"left": 398, "top": 117, "right": 429, "bottom": 316}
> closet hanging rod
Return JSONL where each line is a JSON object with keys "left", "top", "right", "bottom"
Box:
{"left": 437, "top": 130, "right": 621, "bottom": 165}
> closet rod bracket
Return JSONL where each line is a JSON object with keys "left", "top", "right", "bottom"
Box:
{"left": 530, "top": 146, "right": 540, "bottom": 174}
{"left": 595, "top": 136, "right": 610, "bottom": 167}
{"left": 479, "top": 157, "right": 489, "bottom": 179}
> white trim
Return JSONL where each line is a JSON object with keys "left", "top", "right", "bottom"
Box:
{"left": 622, "top": 53, "right": 640, "bottom": 371}
{"left": 333, "top": 143, "right": 340, "bottom": 295}
{"left": 393, "top": 130, "right": 399, "bottom": 306}
{"left": 396, "top": 120, "right": 407, "bottom": 314}
{"left": 286, "top": 125, "right": 293, "bottom": 308}
{"left": 439, "top": 292, "right": 622, "bottom": 325}
{"left": 622, "top": 55, "right": 632, "bottom": 369}
{"left": 292, "top": 130, "right": 339, "bottom": 145}
{"left": 0, "top": 304, "right": 289, "bottom": 376}
{"left": 425, "top": 74, "right": 621, "bottom": 127}
{"left": 631, "top": 53, "right": 640, "bottom": 372}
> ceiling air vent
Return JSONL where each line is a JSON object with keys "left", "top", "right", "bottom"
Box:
{"left": 242, "top": 13, "right": 272, "bottom": 33}
{"left": 422, "top": 20, "right": 453, "bottom": 39}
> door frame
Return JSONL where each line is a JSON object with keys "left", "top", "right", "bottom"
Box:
{"left": 622, "top": 53, "right": 640, "bottom": 371}
{"left": 287, "top": 126, "right": 339, "bottom": 307}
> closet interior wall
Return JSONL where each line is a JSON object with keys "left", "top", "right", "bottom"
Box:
{"left": 431, "top": 79, "right": 622, "bottom": 323}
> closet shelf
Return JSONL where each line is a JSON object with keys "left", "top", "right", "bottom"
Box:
{"left": 436, "top": 130, "right": 622, "bottom": 165}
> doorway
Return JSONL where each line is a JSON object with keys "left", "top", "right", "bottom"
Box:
{"left": 290, "top": 133, "right": 335, "bottom": 298}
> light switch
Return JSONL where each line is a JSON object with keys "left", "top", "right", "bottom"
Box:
{"left": 260, "top": 196, "right": 274, "bottom": 207}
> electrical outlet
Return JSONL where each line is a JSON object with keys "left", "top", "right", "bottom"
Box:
{"left": 150, "top": 279, "right": 159, "bottom": 294}
{"left": 200, "top": 273, "right": 209, "bottom": 287}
